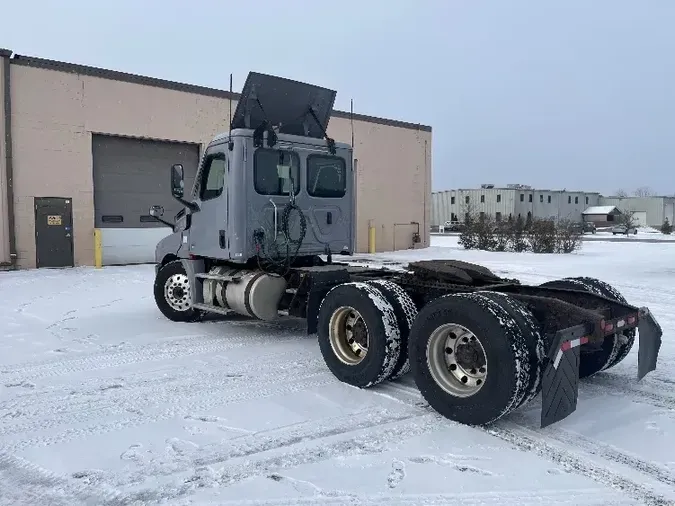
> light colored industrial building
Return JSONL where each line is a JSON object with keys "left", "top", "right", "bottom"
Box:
{"left": 0, "top": 49, "right": 432, "bottom": 269}
{"left": 596, "top": 196, "right": 675, "bottom": 228}
{"left": 431, "top": 185, "right": 601, "bottom": 226}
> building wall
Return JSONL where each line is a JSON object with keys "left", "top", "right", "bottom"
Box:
{"left": 6, "top": 55, "right": 431, "bottom": 268}
{"left": 598, "top": 196, "right": 674, "bottom": 227}
{"left": 432, "top": 187, "right": 601, "bottom": 225}
{"left": 0, "top": 50, "right": 10, "bottom": 264}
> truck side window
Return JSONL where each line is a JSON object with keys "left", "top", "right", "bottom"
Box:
{"left": 254, "top": 149, "right": 300, "bottom": 195}
{"left": 307, "top": 155, "right": 346, "bottom": 198}
{"left": 199, "top": 152, "right": 227, "bottom": 201}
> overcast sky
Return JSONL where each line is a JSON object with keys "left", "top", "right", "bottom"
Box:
{"left": 3, "top": 0, "right": 674, "bottom": 195}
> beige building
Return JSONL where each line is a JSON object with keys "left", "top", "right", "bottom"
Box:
{"left": 0, "top": 49, "right": 431, "bottom": 269}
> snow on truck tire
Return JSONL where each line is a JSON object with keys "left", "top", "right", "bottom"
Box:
{"left": 408, "top": 291, "right": 543, "bottom": 426}
{"left": 153, "top": 260, "right": 203, "bottom": 323}
{"left": 317, "top": 282, "right": 402, "bottom": 388}
{"left": 539, "top": 276, "right": 636, "bottom": 378}
{"left": 366, "top": 279, "right": 419, "bottom": 381}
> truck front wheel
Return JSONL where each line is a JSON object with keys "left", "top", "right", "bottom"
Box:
{"left": 153, "top": 260, "right": 203, "bottom": 322}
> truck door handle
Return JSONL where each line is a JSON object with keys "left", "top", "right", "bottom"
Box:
{"left": 326, "top": 212, "right": 332, "bottom": 225}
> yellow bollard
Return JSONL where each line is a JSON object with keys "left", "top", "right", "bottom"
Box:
{"left": 94, "top": 228, "right": 103, "bottom": 268}
{"left": 368, "top": 225, "right": 376, "bottom": 254}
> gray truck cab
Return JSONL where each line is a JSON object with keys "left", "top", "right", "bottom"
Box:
{"left": 151, "top": 71, "right": 356, "bottom": 270}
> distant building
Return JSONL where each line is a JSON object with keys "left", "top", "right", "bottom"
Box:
{"left": 581, "top": 206, "right": 622, "bottom": 228}
{"left": 431, "top": 185, "right": 601, "bottom": 226}
{"left": 596, "top": 196, "right": 675, "bottom": 228}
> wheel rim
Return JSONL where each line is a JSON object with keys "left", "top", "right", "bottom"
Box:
{"left": 164, "top": 273, "right": 192, "bottom": 312}
{"left": 427, "top": 323, "right": 487, "bottom": 397}
{"left": 328, "top": 306, "right": 369, "bottom": 365}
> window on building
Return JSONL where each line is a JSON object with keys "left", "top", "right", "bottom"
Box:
{"left": 307, "top": 154, "right": 346, "bottom": 198}
{"left": 451, "top": 196, "right": 455, "bottom": 204}
{"left": 548, "top": 195, "right": 551, "bottom": 203}
{"left": 575, "top": 196, "right": 579, "bottom": 204}
{"left": 585, "top": 196, "right": 589, "bottom": 205}
{"left": 540, "top": 194, "right": 543, "bottom": 203}
{"left": 529, "top": 194, "right": 533, "bottom": 202}
{"left": 465, "top": 195, "right": 470, "bottom": 204}
{"left": 479, "top": 211, "right": 485, "bottom": 220}
{"left": 480, "top": 195, "right": 485, "bottom": 203}
{"left": 254, "top": 149, "right": 300, "bottom": 196}
{"left": 464, "top": 212, "right": 470, "bottom": 222}
{"left": 520, "top": 193, "right": 524, "bottom": 202}
{"left": 497, "top": 194, "right": 501, "bottom": 202}
{"left": 451, "top": 213, "right": 457, "bottom": 222}
{"left": 568, "top": 196, "right": 572, "bottom": 204}
{"left": 199, "top": 151, "right": 228, "bottom": 201}
{"left": 496, "top": 212, "right": 502, "bottom": 221}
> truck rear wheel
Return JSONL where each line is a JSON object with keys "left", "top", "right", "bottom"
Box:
{"left": 153, "top": 260, "right": 203, "bottom": 323}
{"left": 317, "top": 282, "right": 401, "bottom": 388}
{"left": 539, "top": 277, "right": 635, "bottom": 377}
{"left": 408, "top": 292, "right": 543, "bottom": 425}
{"left": 367, "top": 280, "right": 418, "bottom": 381}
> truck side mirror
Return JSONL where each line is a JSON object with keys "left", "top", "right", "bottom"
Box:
{"left": 171, "top": 164, "right": 185, "bottom": 199}
{"left": 149, "top": 205, "right": 164, "bottom": 217}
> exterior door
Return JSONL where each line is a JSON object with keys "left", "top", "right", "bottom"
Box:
{"left": 34, "top": 197, "right": 74, "bottom": 268}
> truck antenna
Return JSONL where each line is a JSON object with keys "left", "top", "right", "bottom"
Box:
{"left": 350, "top": 98, "right": 354, "bottom": 148}
{"left": 228, "top": 73, "right": 234, "bottom": 151}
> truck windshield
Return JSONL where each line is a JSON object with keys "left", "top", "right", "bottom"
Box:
{"left": 254, "top": 148, "right": 300, "bottom": 196}
{"left": 307, "top": 154, "right": 346, "bottom": 198}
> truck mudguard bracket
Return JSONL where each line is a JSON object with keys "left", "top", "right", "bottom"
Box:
{"left": 637, "top": 306, "right": 663, "bottom": 380}
{"left": 540, "top": 323, "right": 590, "bottom": 428}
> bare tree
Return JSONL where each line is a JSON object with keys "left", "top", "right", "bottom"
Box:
{"left": 633, "top": 186, "right": 655, "bottom": 197}
{"left": 617, "top": 208, "right": 637, "bottom": 229}
{"left": 614, "top": 189, "right": 629, "bottom": 197}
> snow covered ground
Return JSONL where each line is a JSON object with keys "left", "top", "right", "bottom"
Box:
{"left": 1, "top": 236, "right": 675, "bottom": 505}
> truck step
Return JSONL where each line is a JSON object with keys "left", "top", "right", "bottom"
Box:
{"left": 192, "top": 302, "right": 234, "bottom": 316}
{"left": 195, "top": 273, "right": 242, "bottom": 282}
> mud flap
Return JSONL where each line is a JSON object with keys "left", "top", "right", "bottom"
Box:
{"left": 637, "top": 307, "right": 663, "bottom": 381}
{"left": 540, "top": 323, "right": 590, "bottom": 428}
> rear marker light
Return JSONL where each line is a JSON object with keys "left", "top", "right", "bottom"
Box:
{"left": 605, "top": 323, "right": 614, "bottom": 332}
{"left": 627, "top": 315, "right": 636, "bottom": 325}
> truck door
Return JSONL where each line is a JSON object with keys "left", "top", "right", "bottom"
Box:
{"left": 188, "top": 145, "right": 229, "bottom": 258}
{"left": 304, "top": 151, "right": 353, "bottom": 254}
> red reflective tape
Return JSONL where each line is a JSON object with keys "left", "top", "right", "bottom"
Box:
{"left": 560, "top": 336, "right": 590, "bottom": 351}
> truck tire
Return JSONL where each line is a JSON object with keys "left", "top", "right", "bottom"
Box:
{"left": 539, "top": 277, "right": 636, "bottom": 377}
{"left": 153, "top": 260, "right": 203, "bottom": 323}
{"left": 317, "top": 282, "right": 402, "bottom": 388}
{"left": 474, "top": 291, "right": 546, "bottom": 408}
{"left": 367, "top": 279, "right": 418, "bottom": 380}
{"left": 408, "top": 292, "right": 542, "bottom": 425}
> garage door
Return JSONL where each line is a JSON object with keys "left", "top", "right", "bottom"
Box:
{"left": 92, "top": 134, "right": 200, "bottom": 265}
{"left": 632, "top": 211, "right": 647, "bottom": 227}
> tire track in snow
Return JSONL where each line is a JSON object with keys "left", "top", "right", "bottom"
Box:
{"left": 94, "top": 406, "right": 426, "bottom": 489}
{"left": 104, "top": 412, "right": 443, "bottom": 506}
{"left": 0, "top": 371, "right": 337, "bottom": 454}
{"left": 581, "top": 374, "right": 675, "bottom": 413}
{"left": 488, "top": 425, "right": 675, "bottom": 506}
{"left": 378, "top": 381, "right": 675, "bottom": 505}
{"left": 516, "top": 422, "right": 675, "bottom": 488}
{"left": 0, "top": 346, "right": 317, "bottom": 416}
{"left": 0, "top": 332, "right": 306, "bottom": 382}
{"left": 213, "top": 488, "right": 638, "bottom": 506}
{"left": 0, "top": 354, "right": 326, "bottom": 437}
{"left": 0, "top": 451, "right": 113, "bottom": 506}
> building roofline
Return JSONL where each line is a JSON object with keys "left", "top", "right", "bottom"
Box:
{"left": 7, "top": 51, "right": 432, "bottom": 133}
{"left": 433, "top": 188, "right": 601, "bottom": 195}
